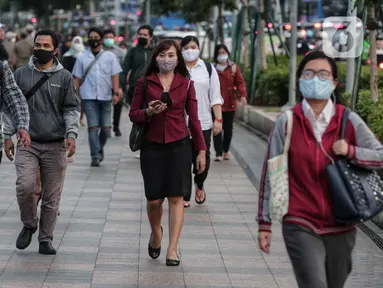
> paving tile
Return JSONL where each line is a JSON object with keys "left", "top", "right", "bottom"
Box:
{"left": 0, "top": 114, "right": 381, "bottom": 287}
{"left": 92, "top": 271, "right": 138, "bottom": 285}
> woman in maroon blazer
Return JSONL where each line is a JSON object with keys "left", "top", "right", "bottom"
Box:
{"left": 129, "top": 39, "right": 207, "bottom": 266}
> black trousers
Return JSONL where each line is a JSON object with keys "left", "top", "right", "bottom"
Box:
{"left": 113, "top": 100, "right": 123, "bottom": 130}
{"left": 184, "top": 129, "right": 211, "bottom": 201}
{"left": 213, "top": 111, "right": 235, "bottom": 157}
{"left": 127, "top": 85, "right": 135, "bottom": 105}
{"left": 283, "top": 223, "right": 356, "bottom": 288}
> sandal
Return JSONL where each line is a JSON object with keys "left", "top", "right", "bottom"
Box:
{"left": 184, "top": 201, "right": 190, "bottom": 208}
{"left": 195, "top": 188, "right": 206, "bottom": 205}
{"left": 148, "top": 226, "right": 163, "bottom": 259}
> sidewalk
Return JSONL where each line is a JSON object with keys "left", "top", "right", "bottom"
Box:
{"left": 0, "top": 109, "right": 381, "bottom": 287}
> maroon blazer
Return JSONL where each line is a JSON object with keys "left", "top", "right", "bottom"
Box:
{"left": 129, "top": 73, "right": 206, "bottom": 151}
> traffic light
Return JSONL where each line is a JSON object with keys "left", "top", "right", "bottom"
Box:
{"left": 31, "top": 17, "right": 37, "bottom": 23}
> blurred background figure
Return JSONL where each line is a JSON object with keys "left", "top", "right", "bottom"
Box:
{"left": 4, "top": 30, "right": 16, "bottom": 69}
{"left": 0, "top": 24, "right": 9, "bottom": 63}
{"left": 62, "top": 36, "right": 85, "bottom": 72}
{"left": 12, "top": 30, "right": 34, "bottom": 70}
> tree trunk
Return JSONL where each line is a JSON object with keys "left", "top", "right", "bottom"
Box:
{"left": 208, "top": 7, "right": 214, "bottom": 59}
{"left": 125, "top": 0, "right": 130, "bottom": 40}
{"left": 242, "top": 0, "right": 250, "bottom": 67}
{"left": 218, "top": 3, "right": 225, "bottom": 44}
{"left": 259, "top": 0, "right": 267, "bottom": 70}
{"left": 369, "top": 5, "right": 379, "bottom": 102}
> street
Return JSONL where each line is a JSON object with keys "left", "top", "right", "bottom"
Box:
{"left": 0, "top": 110, "right": 381, "bottom": 287}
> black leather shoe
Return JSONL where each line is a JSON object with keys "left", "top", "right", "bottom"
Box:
{"left": 39, "top": 242, "right": 56, "bottom": 255}
{"left": 16, "top": 226, "right": 37, "bottom": 250}
{"left": 114, "top": 128, "right": 122, "bottom": 137}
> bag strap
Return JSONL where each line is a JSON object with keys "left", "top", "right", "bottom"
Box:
{"left": 283, "top": 110, "right": 294, "bottom": 154}
{"left": 341, "top": 108, "right": 351, "bottom": 139}
{"left": 81, "top": 51, "right": 104, "bottom": 84}
{"left": 25, "top": 74, "right": 51, "bottom": 101}
{"left": 204, "top": 61, "right": 212, "bottom": 79}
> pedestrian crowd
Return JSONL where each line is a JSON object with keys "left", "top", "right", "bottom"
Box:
{"left": 0, "top": 21, "right": 382, "bottom": 288}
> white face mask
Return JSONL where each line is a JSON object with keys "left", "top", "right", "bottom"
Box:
{"left": 182, "top": 49, "right": 200, "bottom": 62}
{"left": 72, "top": 43, "right": 83, "bottom": 52}
{"left": 217, "top": 54, "right": 228, "bottom": 63}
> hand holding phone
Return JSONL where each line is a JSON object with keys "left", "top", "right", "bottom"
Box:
{"left": 149, "top": 100, "right": 163, "bottom": 108}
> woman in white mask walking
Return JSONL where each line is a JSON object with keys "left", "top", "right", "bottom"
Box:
{"left": 180, "top": 36, "right": 223, "bottom": 208}
{"left": 62, "top": 36, "right": 85, "bottom": 72}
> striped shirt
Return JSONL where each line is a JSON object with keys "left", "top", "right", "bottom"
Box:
{"left": 0, "top": 61, "right": 30, "bottom": 148}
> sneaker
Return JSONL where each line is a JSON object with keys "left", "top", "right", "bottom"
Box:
{"left": 91, "top": 159, "right": 100, "bottom": 167}
{"left": 215, "top": 156, "right": 223, "bottom": 162}
{"left": 223, "top": 152, "right": 231, "bottom": 160}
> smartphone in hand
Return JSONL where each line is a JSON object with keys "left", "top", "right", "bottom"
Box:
{"left": 149, "top": 100, "right": 163, "bottom": 109}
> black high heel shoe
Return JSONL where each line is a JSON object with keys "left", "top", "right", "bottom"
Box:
{"left": 148, "top": 226, "right": 163, "bottom": 259}
{"left": 166, "top": 255, "right": 180, "bottom": 266}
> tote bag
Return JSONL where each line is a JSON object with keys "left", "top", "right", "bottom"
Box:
{"left": 267, "top": 110, "right": 293, "bottom": 221}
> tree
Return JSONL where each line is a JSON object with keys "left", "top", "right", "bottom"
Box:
{"left": 151, "top": 0, "right": 237, "bottom": 44}
{"left": 355, "top": 0, "right": 379, "bottom": 102}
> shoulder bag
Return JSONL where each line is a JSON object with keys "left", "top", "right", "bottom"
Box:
{"left": 129, "top": 77, "right": 147, "bottom": 152}
{"left": 267, "top": 110, "right": 293, "bottom": 221}
{"left": 327, "top": 108, "right": 383, "bottom": 224}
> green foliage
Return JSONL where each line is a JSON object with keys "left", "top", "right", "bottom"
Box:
{"left": 10, "top": 0, "right": 89, "bottom": 16}
{"left": 151, "top": 0, "right": 237, "bottom": 23}
{"left": 255, "top": 67, "right": 289, "bottom": 106}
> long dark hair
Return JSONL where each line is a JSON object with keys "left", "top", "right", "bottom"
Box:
{"left": 296, "top": 50, "right": 345, "bottom": 105}
{"left": 180, "top": 35, "right": 200, "bottom": 49}
{"left": 213, "top": 44, "right": 231, "bottom": 63}
{"left": 145, "top": 39, "right": 190, "bottom": 78}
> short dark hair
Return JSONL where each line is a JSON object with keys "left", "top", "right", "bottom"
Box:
{"left": 145, "top": 39, "right": 189, "bottom": 78}
{"left": 34, "top": 29, "right": 59, "bottom": 49}
{"left": 137, "top": 25, "right": 153, "bottom": 37}
{"left": 103, "top": 29, "right": 115, "bottom": 36}
{"left": 213, "top": 44, "right": 231, "bottom": 63}
{"left": 88, "top": 27, "right": 103, "bottom": 39}
{"left": 181, "top": 35, "right": 200, "bottom": 49}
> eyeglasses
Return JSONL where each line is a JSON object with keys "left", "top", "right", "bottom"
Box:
{"left": 301, "top": 69, "right": 332, "bottom": 81}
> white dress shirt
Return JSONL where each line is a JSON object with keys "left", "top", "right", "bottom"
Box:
{"left": 302, "top": 99, "right": 335, "bottom": 142}
{"left": 187, "top": 58, "right": 223, "bottom": 131}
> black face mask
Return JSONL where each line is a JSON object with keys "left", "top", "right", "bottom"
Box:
{"left": 138, "top": 37, "right": 148, "bottom": 46}
{"left": 33, "top": 49, "right": 54, "bottom": 64}
{"left": 88, "top": 39, "right": 101, "bottom": 49}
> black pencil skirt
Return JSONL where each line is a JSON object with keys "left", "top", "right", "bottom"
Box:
{"left": 140, "top": 137, "right": 192, "bottom": 201}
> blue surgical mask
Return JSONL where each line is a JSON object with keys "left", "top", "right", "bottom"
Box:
{"left": 299, "top": 76, "right": 335, "bottom": 100}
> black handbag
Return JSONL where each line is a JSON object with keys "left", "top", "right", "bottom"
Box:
{"left": 129, "top": 78, "right": 148, "bottom": 152}
{"left": 327, "top": 108, "right": 383, "bottom": 224}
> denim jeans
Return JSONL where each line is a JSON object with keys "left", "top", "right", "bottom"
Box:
{"left": 82, "top": 100, "right": 112, "bottom": 160}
